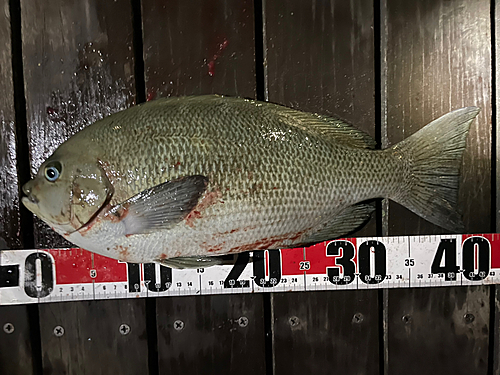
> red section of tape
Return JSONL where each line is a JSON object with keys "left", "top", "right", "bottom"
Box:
{"left": 47, "top": 248, "right": 127, "bottom": 284}
{"left": 462, "top": 234, "right": 500, "bottom": 269}
{"left": 281, "top": 239, "right": 357, "bottom": 276}
{"left": 305, "top": 239, "right": 357, "bottom": 275}
{"left": 281, "top": 247, "right": 305, "bottom": 275}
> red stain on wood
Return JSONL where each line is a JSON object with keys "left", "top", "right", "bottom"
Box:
{"left": 146, "top": 90, "right": 156, "bottom": 102}
{"left": 207, "top": 38, "right": 229, "bottom": 76}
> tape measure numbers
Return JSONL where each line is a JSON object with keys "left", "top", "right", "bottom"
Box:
{"left": 0, "top": 234, "right": 498, "bottom": 305}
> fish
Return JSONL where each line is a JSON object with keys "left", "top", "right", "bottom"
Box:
{"left": 21, "top": 95, "right": 479, "bottom": 268}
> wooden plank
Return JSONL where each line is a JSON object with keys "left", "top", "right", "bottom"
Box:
{"left": 264, "top": 1, "right": 379, "bottom": 374}
{"left": 273, "top": 291, "right": 378, "bottom": 374}
{"left": 494, "top": 1, "right": 500, "bottom": 373}
{"left": 141, "top": 1, "right": 263, "bottom": 373}
{"left": 493, "top": 285, "right": 499, "bottom": 375}
{"left": 0, "top": 306, "right": 34, "bottom": 374}
{"left": 38, "top": 300, "right": 148, "bottom": 374}
{"left": 383, "top": 0, "right": 492, "bottom": 373}
{"left": 20, "top": 1, "right": 149, "bottom": 373}
{"left": 0, "top": 1, "right": 35, "bottom": 373}
{"left": 386, "top": 287, "right": 489, "bottom": 374}
{"left": 0, "top": 0, "right": 21, "bottom": 251}
{"left": 156, "top": 295, "right": 265, "bottom": 374}
{"left": 141, "top": 0, "right": 256, "bottom": 98}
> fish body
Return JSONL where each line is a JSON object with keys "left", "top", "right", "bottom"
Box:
{"left": 22, "top": 95, "right": 479, "bottom": 265}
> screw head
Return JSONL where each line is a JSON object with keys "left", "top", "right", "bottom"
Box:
{"left": 237, "top": 316, "right": 249, "bottom": 327}
{"left": 119, "top": 324, "right": 131, "bottom": 335}
{"left": 174, "top": 320, "right": 185, "bottom": 331}
{"left": 352, "top": 313, "right": 364, "bottom": 324}
{"left": 402, "top": 314, "right": 412, "bottom": 324}
{"left": 288, "top": 316, "right": 300, "bottom": 327}
{"left": 464, "top": 313, "right": 475, "bottom": 324}
{"left": 3, "top": 323, "right": 14, "bottom": 334}
{"left": 53, "top": 325, "right": 65, "bottom": 337}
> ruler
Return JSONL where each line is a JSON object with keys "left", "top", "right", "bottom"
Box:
{"left": 1, "top": 233, "right": 499, "bottom": 305}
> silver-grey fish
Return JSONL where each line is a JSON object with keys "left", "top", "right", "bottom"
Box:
{"left": 22, "top": 95, "right": 479, "bottom": 268}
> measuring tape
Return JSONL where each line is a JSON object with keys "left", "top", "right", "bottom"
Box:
{"left": 0, "top": 233, "right": 498, "bottom": 305}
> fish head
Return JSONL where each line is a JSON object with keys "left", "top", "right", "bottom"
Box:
{"left": 22, "top": 149, "right": 113, "bottom": 234}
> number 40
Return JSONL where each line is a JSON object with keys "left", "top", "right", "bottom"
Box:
{"left": 431, "top": 237, "right": 490, "bottom": 281}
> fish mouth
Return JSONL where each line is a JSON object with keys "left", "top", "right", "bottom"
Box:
{"left": 22, "top": 182, "right": 39, "bottom": 204}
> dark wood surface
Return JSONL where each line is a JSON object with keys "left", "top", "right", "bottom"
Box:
{"left": 264, "top": 1, "right": 380, "bottom": 373}
{"left": 0, "top": 305, "right": 34, "bottom": 374}
{"left": 38, "top": 300, "right": 148, "bottom": 375}
{"left": 0, "top": 0, "right": 21, "bottom": 251}
{"left": 156, "top": 295, "right": 265, "bottom": 374}
{"left": 272, "top": 291, "right": 379, "bottom": 375}
{"left": 141, "top": 1, "right": 262, "bottom": 373}
{"left": 20, "top": 1, "right": 149, "bottom": 374}
{"left": 141, "top": 0, "right": 256, "bottom": 98}
{"left": 0, "top": 1, "right": 34, "bottom": 373}
{"left": 383, "top": 0, "right": 492, "bottom": 373}
{"left": 495, "top": 1, "right": 500, "bottom": 373}
{"left": 386, "top": 287, "right": 490, "bottom": 374}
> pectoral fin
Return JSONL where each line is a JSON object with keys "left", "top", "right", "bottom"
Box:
{"left": 110, "top": 175, "right": 208, "bottom": 235}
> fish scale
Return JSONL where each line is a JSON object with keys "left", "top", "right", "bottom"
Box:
{"left": 21, "top": 96, "right": 479, "bottom": 265}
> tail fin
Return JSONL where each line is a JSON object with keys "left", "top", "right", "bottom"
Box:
{"left": 390, "top": 107, "right": 480, "bottom": 232}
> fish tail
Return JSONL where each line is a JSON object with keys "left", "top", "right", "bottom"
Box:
{"left": 389, "top": 107, "right": 480, "bottom": 231}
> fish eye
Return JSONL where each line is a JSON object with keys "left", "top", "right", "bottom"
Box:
{"left": 44, "top": 161, "right": 62, "bottom": 182}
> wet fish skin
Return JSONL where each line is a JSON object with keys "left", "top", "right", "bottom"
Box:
{"left": 21, "top": 95, "right": 479, "bottom": 264}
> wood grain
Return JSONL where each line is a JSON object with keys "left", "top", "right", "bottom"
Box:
{"left": 264, "top": 1, "right": 380, "bottom": 373}
{"left": 38, "top": 300, "right": 148, "bottom": 375}
{"left": 272, "top": 291, "right": 379, "bottom": 375}
{"left": 0, "top": 305, "right": 34, "bottom": 375}
{"left": 0, "top": 0, "right": 21, "bottom": 250}
{"left": 20, "top": 1, "right": 150, "bottom": 373}
{"left": 494, "top": 1, "right": 500, "bottom": 373}
{"left": 0, "top": 1, "right": 34, "bottom": 373}
{"left": 156, "top": 295, "right": 265, "bottom": 375}
{"left": 141, "top": 0, "right": 256, "bottom": 99}
{"left": 386, "top": 287, "right": 489, "bottom": 374}
{"left": 383, "top": 0, "right": 492, "bottom": 373}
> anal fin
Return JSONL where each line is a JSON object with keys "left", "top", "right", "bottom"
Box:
{"left": 298, "top": 204, "right": 375, "bottom": 246}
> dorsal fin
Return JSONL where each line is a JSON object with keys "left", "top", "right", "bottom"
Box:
{"left": 263, "top": 102, "right": 377, "bottom": 149}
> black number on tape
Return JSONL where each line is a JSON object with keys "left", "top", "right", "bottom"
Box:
{"left": 253, "top": 250, "right": 281, "bottom": 287}
{"left": 327, "top": 240, "right": 355, "bottom": 285}
{"left": 0, "top": 265, "right": 19, "bottom": 288}
{"left": 24, "top": 252, "right": 54, "bottom": 298}
{"left": 224, "top": 252, "right": 250, "bottom": 288}
{"left": 462, "top": 237, "right": 490, "bottom": 281}
{"left": 127, "top": 263, "right": 141, "bottom": 292}
{"left": 431, "top": 239, "right": 459, "bottom": 281}
{"left": 144, "top": 263, "right": 173, "bottom": 291}
{"left": 358, "top": 241, "right": 387, "bottom": 284}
